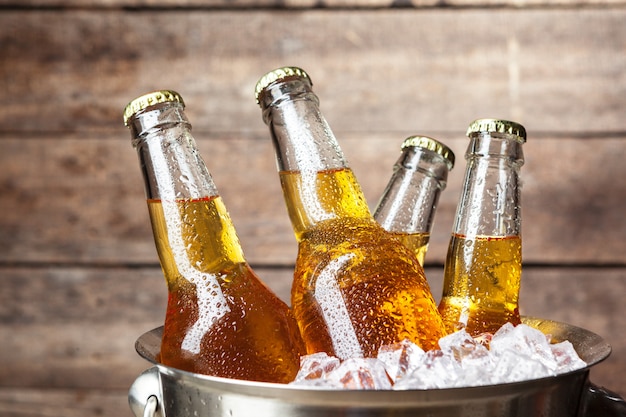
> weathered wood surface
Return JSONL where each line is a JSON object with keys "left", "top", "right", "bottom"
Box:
{"left": 0, "top": 266, "right": 624, "bottom": 411}
{"left": 1, "top": 9, "right": 625, "bottom": 134}
{"left": 0, "top": 3, "right": 625, "bottom": 417}
{"left": 1, "top": 0, "right": 624, "bottom": 8}
{"left": 0, "top": 388, "right": 131, "bottom": 417}
{"left": 1, "top": 133, "right": 625, "bottom": 265}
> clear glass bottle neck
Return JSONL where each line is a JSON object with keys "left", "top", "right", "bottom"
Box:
{"left": 129, "top": 101, "right": 219, "bottom": 201}
{"left": 374, "top": 147, "right": 449, "bottom": 234}
{"left": 259, "top": 77, "right": 348, "bottom": 173}
{"left": 128, "top": 101, "right": 246, "bottom": 269}
{"left": 466, "top": 131, "right": 525, "bottom": 163}
{"left": 259, "top": 76, "right": 372, "bottom": 235}
{"left": 452, "top": 132, "right": 524, "bottom": 237}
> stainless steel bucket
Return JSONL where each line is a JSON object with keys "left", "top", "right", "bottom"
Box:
{"left": 129, "top": 317, "right": 626, "bottom": 417}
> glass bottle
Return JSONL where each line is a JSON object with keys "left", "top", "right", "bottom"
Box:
{"left": 255, "top": 67, "right": 445, "bottom": 360}
{"left": 373, "top": 135, "right": 455, "bottom": 266}
{"left": 438, "top": 118, "right": 526, "bottom": 336}
{"left": 123, "top": 90, "right": 305, "bottom": 383}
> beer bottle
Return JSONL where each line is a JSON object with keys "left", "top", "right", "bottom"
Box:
{"left": 254, "top": 67, "right": 445, "bottom": 360}
{"left": 373, "top": 135, "right": 455, "bottom": 266}
{"left": 438, "top": 118, "right": 526, "bottom": 336}
{"left": 124, "top": 90, "right": 305, "bottom": 383}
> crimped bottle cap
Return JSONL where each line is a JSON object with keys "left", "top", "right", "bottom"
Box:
{"left": 254, "top": 66, "right": 311, "bottom": 104}
{"left": 466, "top": 118, "right": 526, "bottom": 143}
{"left": 123, "top": 90, "right": 185, "bottom": 126}
{"left": 402, "top": 135, "right": 455, "bottom": 169}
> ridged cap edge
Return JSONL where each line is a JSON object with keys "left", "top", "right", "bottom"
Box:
{"left": 466, "top": 118, "right": 527, "bottom": 143}
{"left": 254, "top": 66, "right": 311, "bottom": 104}
{"left": 402, "top": 135, "right": 455, "bottom": 169}
{"left": 123, "top": 90, "right": 185, "bottom": 126}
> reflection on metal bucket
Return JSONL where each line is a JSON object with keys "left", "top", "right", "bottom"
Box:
{"left": 129, "top": 317, "right": 626, "bottom": 417}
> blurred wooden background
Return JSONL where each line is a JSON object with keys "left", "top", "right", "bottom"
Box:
{"left": 0, "top": 0, "right": 625, "bottom": 415}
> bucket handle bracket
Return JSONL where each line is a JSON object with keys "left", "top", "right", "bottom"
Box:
{"left": 129, "top": 367, "right": 165, "bottom": 417}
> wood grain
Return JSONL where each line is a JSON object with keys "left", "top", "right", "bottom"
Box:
{"left": 0, "top": 266, "right": 623, "bottom": 394}
{"left": 0, "top": 0, "right": 624, "bottom": 8}
{"left": 1, "top": 133, "right": 624, "bottom": 265}
{"left": 0, "top": 3, "right": 624, "bottom": 416}
{"left": 0, "top": 388, "right": 130, "bottom": 417}
{"left": 1, "top": 9, "right": 625, "bottom": 134}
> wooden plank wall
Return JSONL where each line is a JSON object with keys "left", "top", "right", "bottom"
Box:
{"left": 1, "top": 1, "right": 625, "bottom": 415}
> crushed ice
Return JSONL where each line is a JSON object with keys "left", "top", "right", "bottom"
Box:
{"left": 290, "top": 323, "right": 587, "bottom": 390}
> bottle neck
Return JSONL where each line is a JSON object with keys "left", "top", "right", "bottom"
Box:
{"left": 130, "top": 102, "right": 219, "bottom": 201}
{"left": 259, "top": 77, "right": 372, "bottom": 238}
{"left": 260, "top": 77, "right": 348, "bottom": 173}
{"left": 453, "top": 132, "right": 524, "bottom": 237}
{"left": 128, "top": 101, "right": 245, "bottom": 266}
{"left": 374, "top": 147, "right": 449, "bottom": 234}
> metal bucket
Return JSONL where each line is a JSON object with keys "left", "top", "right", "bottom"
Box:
{"left": 129, "top": 317, "right": 626, "bottom": 417}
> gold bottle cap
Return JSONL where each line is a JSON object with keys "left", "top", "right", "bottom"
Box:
{"left": 466, "top": 118, "right": 527, "bottom": 143}
{"left": 402, "top": 135, "right": 455, "bottom": 169}
{"left": 254, "top": 66, "right": 311, "bottom": 104}
{"left": 123, "top": 90, "right": 185, "bottom": 126}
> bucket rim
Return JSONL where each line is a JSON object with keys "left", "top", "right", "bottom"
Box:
{"left": 134, "top": 316, "right": 610, "bottom": 395}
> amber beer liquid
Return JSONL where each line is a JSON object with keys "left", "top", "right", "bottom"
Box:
{"left": 124, "top": 90, "right": 304, "bottom": 384}
{"left": 256, "top": 67, "right": 445, "bottom": 360}
{"left": 147, "top": 196, "right": 303, "bottom": 382}
{"left": 439, "top": 119, "right": 526, "bottom": 336}
{"left": 388, "top": 232, "right": 430, "bottom": 266}
{"left": 439, "top": 233, "right": 522, "bottom": 335}
{"left": 281, "top": 167, "right": 444, "bottom": 358}
{"left": 373, "top": 135, "right": 454, "bottom": 267}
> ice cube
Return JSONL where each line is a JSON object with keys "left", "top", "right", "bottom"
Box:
{"left": 473, "top": 332, "right": 493, "bottom": 348}
{"left": 439, "top": 329, "right": 478, "bottom": 359}
{"left": 457, "top": 345, "right": 495, "bottom": 386}
{"left": 394, "top": 350, "right": 464, "bottom": 390}
{"left": 289, "top": 376, "right": 343, "bottom": 388}
{"left": 492, "top": 349, "right": 553, "bottom": 383}
{"left": 492, "top": 322, "right": 516, "bottom": 338}
{"left": 377, "top": 339, "right": 425, "bottom": 383}
{"left": 490, "top": 324, "right": 557, "bottom": 372}
{"left": 432, "top": 328, "right": 495, "bottom": 386}
{"left": 327, "top": 358, "right": 393, "bottom": 390}
{"left": 289, "top": 323, "right": 588, "bottom": 390}
{"left": 551, "top": 340, "right": 587, "bottom": 373}
{"left": 292, "top": 352, "right": 341, "bottom": 382}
